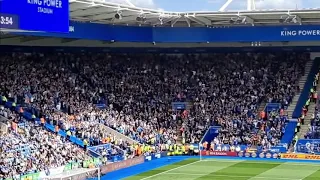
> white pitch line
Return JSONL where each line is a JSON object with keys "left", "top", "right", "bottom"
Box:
{"left": 165, "top": 172, "right": 303, "bottom": 180}
{"left": 140, "top": 160, "right": 202, "bottom": 180}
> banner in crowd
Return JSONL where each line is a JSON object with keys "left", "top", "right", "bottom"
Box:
{"left": 88, "top": 144, "right": 112, "bottom": 158}
{"left": 264, "top": 103, "right": 281, "bottom": 113}
{"left": 171, "top": 102, "right": 187, "bottom": 110}
{"left": 281, "top": 153, "right": 320, "bottom": 160}
{"left": 100, "top": 156, "right": 145, "bottom": 174}
{"left": 200, "top": 151, "right": 237, "bottom": 157}
{"left": 269, "top": 143, "right": 288, "bottom": 153}
{"left": 20, "top": 172, "right": 40, "bottom": 180}
{"left": 145, "top": 153, "right": 162, "bottom": 161}
{"left": 200, "top": 126, "right": 220, "bottom": 144}
{"left": 295, "top": 139, "right": 320, "bottom": 154}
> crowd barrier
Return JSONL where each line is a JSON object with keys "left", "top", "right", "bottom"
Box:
{"left": 5, "top": 157, "right": 100, "bottom": 180}
{"left": 198, "top": 144, "right": 287, "bottom": 153}
{"left": 295, "top": 139, "right": 320, "bottom": 154}
{"left": 198, "top": 150, "right": 320, "bottom": 161}
{"left": 11, "top": 156, "right": 146, "bottom": 180}
{"left": 281, "top": 153, "right": 320, "bottom": 160}
{"left": 6, "top": 155, "right": 146, "bottom": 180}
{"left": 100, "top": 156, "right": 145, "bottom": 174}
{"left": 200, "top": 151, "right": 238, "bottom": 157}
{"left": 200, "top": 150, "right": 280, "bottom": 159}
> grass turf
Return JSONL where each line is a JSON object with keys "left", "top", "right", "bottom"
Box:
{"left": 123, "top": 158, "right": 320, "bottom": 180}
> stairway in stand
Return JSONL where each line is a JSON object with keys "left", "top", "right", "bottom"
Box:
{"left": 176, "top": 102, "right": 193, "bottom": 145}
{"left": 286, "top": 60, "right": 314, "bottom": 118}
{"left": 298, "top": 103, "right": 316, "bottom": 139}
{"left": 297, "top": 80, "right": 320, "bottom": 139}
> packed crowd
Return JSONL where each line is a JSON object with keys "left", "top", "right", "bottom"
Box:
{"left": 0, "top": 107, "right": 91, "bottom": 179}
{"left": 0, "top": 52, "right": 308, "bottom": 151}
{"left": 180, "top": 53, "right": 306, "bottom": 148}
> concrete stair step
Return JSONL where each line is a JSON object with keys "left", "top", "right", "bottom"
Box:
{"left": 286, "top": 60, "right": 314, "bottom": 119}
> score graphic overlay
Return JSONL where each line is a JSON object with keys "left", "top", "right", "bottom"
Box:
{"left": 0, "top": 0, "right": 69, "bottom": 33}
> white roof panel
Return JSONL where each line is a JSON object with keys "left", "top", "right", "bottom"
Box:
{"left": 69, "top": 0, "right": 320, "bottom": 27}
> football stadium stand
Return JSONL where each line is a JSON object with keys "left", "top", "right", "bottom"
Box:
{"left": 3, "top": 0, "right": 320, "bottom": 180}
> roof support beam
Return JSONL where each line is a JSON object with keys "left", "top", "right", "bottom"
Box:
{"left": 219, "top": 0, "right": 233, "bottom": 12}
{"left": 114, "top": 16, "right": 137, "bottom": 23}
{"left": 90, "top": 13, "right": 117, "bottom": 21}
{"left": 89, "top": 10, "right": 137, "bottom": 21}
{"left": 70, "top": 2, "right": 94, "bottom": 11}
{"left": 247, "top": 0, "right": 256, "bottom": 11}
{"left": 184, "top": 17, "right": 191, "bottom": 27}
{"left": 125, "top": 0, "right": 136, "bottom": 7}
{"left": 171, "top": 17, "right": 180, "bottom": 27}
{"left": 243, "top": 16, "right": 254, "bottom": 25}
{"left": 71, "top": 7, "right": 111, "bottom": 17}
{"left": 152, "top": 16, "right": 175, "bottom": 26}
{"left": 187, "top": 16, "right": 211, "bottom": 26}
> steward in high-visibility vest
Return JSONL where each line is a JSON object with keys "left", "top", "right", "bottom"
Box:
{"left": 66, "top": 130, "right": 71, "bottom": 136}
{"left": 11, "top": 102, "right": 16, "bottom": 111}
{"left": 174, "top": 146, "right": 179, "bottom": 155}
{"left": 83, "top": 139, "right": 88, "bottom": 150}
{"left": 169, "top": 145, "right": 173, "bottom": 152}
{"left": 306, "top": 98, "right": 310, "bottom": 107}
{"left": 181, "top": 145, "right": 186, "bottom": 154}
{"left": 185, "top": 145, "right": 189, "bottom": 154}
{"left": 189, "top": 144, "right": 194, "bottom": 156}
{"left": 1, "top": 96, "right": 7, "bottom": 105}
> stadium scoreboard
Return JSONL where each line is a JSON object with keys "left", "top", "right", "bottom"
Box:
{"left": 0, "top": 0, "right": 69, "bottom": 33}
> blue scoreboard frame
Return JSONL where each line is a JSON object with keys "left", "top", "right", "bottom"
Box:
{"left": 0, "top": 0, "right": 69, "bottom": 33}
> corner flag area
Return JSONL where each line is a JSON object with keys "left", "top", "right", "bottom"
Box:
{"left": 124, "top": 159, "right": 320, "bottom": 180}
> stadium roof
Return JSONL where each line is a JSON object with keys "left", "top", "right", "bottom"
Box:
{"left": 70, "top": 0, "right": 320, "bottom": 27}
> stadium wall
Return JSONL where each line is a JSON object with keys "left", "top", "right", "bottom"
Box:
{"left": 2, "top": 45, "right": 320, "bottom": 53}
{"left": 9, "top": 21, "right": 320, "bottom": 43}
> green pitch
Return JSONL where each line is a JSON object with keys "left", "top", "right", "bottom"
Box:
{"left": 123, "top": 158, "right": 320, "bottom": 180}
